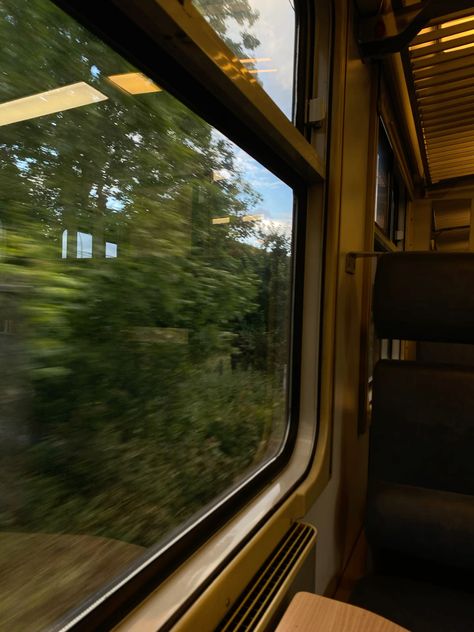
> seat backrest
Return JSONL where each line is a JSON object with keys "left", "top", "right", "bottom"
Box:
{"left": 366, "top": 252, "right": 474, "bottom": 574}
{"left": 371, "top": 360, "right": 474, "bottom": 496}
{"left": 373, "top": 252, "right": 474, "bottom": 344}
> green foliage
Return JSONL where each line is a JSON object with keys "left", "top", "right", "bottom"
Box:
{"left": 16, "top": 368, "right": 280, "bottom": 545}
{"left": 194, "top": 0, "right": 260, "bottom": 57}
{"left": 0, "top": 0, "right": 291, "bottom": 549}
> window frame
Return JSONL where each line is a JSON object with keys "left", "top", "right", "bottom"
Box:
{"left": 10, "top": 0, "right": 330, "bottom": 629}
{"left": 358, "top": 105, "right": 411, "bottom": 434}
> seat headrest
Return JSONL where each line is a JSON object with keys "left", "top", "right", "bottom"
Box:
{"left": 373, "top": 252, "right": 474, "bottom": 343}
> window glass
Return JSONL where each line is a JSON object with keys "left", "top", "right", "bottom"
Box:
{"left": 374, "top": 124, "right": 392, "bottom": 234}
{"left": 105, "top": 241, "right": 118, "bottom": 258}
{"left": 375, "top": 122, "right": 408, "bottom": 246}
{"left": 0, "top": 0, "right": 294, "bottom": 628}
{"left": 393, "top": 169, "right": 407, "bottom": 248}
{"left": 194, "top": 0, "right": 296, "bottom": 119}
{"left": 76, "top": 231, "right": 93, "bottom": 258}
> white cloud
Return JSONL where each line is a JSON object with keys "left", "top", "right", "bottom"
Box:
{"left": 260, "top": 217, "right": 292, "bottom": 238}
{"left": 204, "top": 0, "right": 296, "bottom": 118}
{"left": 218, "top": 0, "right": 296, "bottom": 116}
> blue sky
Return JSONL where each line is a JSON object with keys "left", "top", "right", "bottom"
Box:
{"left": 233, "top": 142, "right": 293, "bottom": 230}
{"left": 211, "top": 0, "right": 296, "bottom": 235}
{"left": 214, "top": 0, "right": 295, "bottom": 119}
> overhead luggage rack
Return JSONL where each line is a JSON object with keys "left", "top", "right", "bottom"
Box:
{"left": 407, "top": 12, "right": 474, "bottom": 184}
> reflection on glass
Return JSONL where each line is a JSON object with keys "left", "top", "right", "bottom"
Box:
{"left": 61, "top": 229, "right": 68, "bottom": 259}
{"left": 375, "top": 123, "right": 392, "bottom": 234}
{"left": 107, "top": 72, "right": 162, "bottom": 95}
{"left": 194, "top": 0, "right": 296, "bottom": 119}
{"left": 0, "top": 0, "right": 293, "bottom": 629}
{"left": 393, "top": 170, "right": 407, "bottom": 248}
{"left": 105, "top": 241, "right": 118, "bottom": 258}
{"left": 77, "top": 231, "right": 92, "bottom": 258}
{"left": 0, "top": 82, "right": 108, "bottom": 126}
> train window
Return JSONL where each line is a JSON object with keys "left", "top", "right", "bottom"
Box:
{"left": 76, "top": 231, "right": 93, "bottom": 258}
{"left": 374, "top": 122, "right": 408, "bottom": 246}
{"left": 392, "top": 169, "right": 407, "bottom": 249}
{"left": 194, "top": 0, "right": 296, "bottom": 119}
{"left": 105, "top": 241, "right": 118, "bottom": 258}
{"left": 374, "top": 122, "right": 392, "bottom": 235}
{"left": 363, "top": 120, "right": 409, "bottom": 422}
{"left": 0, "top": 0, "right": 295, "bottom": 628}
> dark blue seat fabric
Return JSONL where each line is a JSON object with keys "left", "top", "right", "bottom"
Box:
{"left": 371, "top": 361, "right": 474, "bottom": 496}
{"left": 373, "top": 252, "right": 474, "bottom": 344}
{"left": 366, "top": 483, "right": 474, "bottom": 575}
{"left": 351, "top": 575, "right": 474, "bottom": 632}
{"left": 350, "top": 252, "right": 474, "bottom": 631}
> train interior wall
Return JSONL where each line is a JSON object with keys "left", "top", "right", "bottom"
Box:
{"left": 305, "top": 0, "right": 373, "bottom": 597}
{"left": 303, "top": 2, "right": 474, "bottom": 599}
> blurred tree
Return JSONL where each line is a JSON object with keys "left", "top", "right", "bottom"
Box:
{"left": 0, "top": 0, "right": 291, "bottom": 548}
{"left": 193, "top": 0, "right": 260, "bottom": 56}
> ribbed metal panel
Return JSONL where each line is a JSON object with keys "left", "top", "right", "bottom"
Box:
{"left": 408, "top": 13, "right": 474, "bottom": 184}
{"left": 215, "top": 522, "right": 316, "bottom": 632}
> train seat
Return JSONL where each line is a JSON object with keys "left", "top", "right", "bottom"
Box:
{"left": 350, "top": 252, "right": 474, "bottom": 632}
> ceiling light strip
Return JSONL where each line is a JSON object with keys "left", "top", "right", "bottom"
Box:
{"left": 430, "top": 165, "right": 474, "bottom": 178}
{"left": 418, "top": 91, "right": 474, "bottom": 111}
{"left": 416, "top": 75, "right": 474, "bottom": 97}
{"left": 239, "top": 57, "right": 272, "bottom": 64}
{"left": 428, "top": 148, "right": 474, "bottom": 161}
{"left": 426, "top": 137, "right": 474, "bottom": 152}
{"left": 414, "top": 66, "right": 474, "bottom": 89}
{"left": 430, "top": 160, "right": 474, "bottom": 172}
{"left": 423, "top": 116, "right": 474, "bottom": 135}
{"left": 421, "top": 104, "right": 474, "bottom": 124}
{"left": 410, "top": 32, "right": 474, "bottom": 59}
{"left": 411, "top": 45, "right": 474, "bottom": 70}
{"left": 428, "top": 146, "right": 474, "bottom": 162}
{"left": 107, "top": 72, "right": 161, "bottom": 94}
{"left": 423, "top": 126, "right": 474, "bottom": 144}
{"left": 0, "top": 82, "right": 107, "bottom": 127}
{"left": 413, "top": 54, "right": 474, "bottom": 80}
{"left": 412, "top": 18, "right": 474, "bottom": 46}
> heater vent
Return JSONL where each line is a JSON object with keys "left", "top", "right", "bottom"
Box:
{"left": 215, "top": 522, "right": 316, "bottom": 632}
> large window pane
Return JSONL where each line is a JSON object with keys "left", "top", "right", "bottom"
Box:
{"left": 0, "top": 0, "right": 294, "bottom": 629}
{"left": 194, "top": 0, "right": 296, "bottom": 119}
{"left": 375, "top": 124, "right": 392, "bottom": 234}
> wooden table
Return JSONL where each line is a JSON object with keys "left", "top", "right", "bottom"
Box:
{"left": 275, "top": 592, "right": 409, "bottom": 632}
